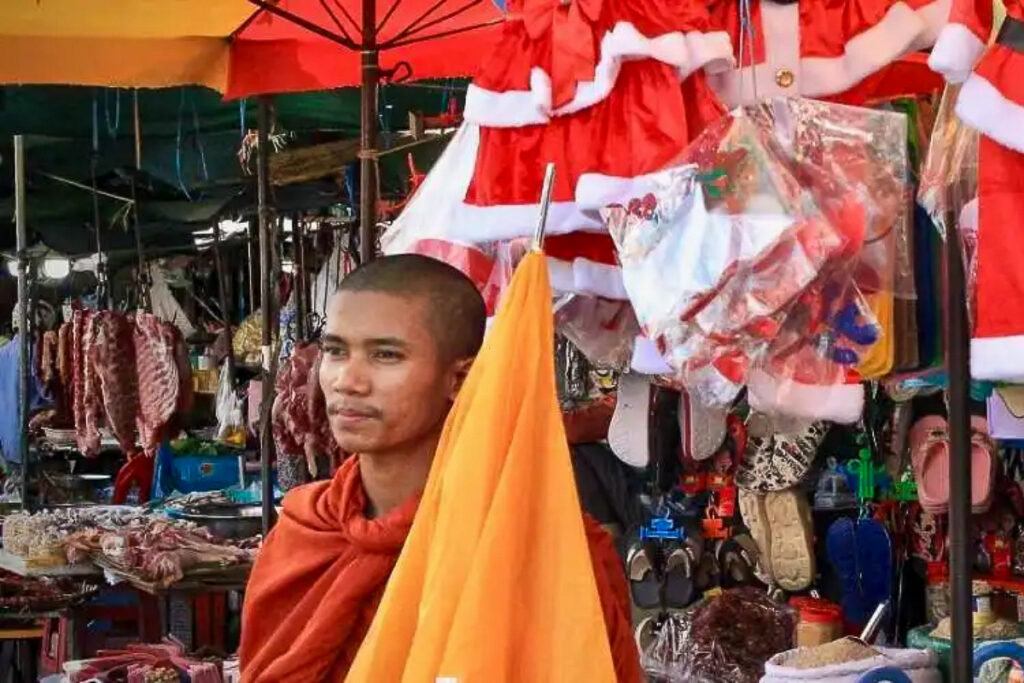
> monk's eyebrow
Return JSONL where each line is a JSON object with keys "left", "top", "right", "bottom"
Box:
{"left": 320, "top": 334, "right": 345, "bottom": 347}
{"left": 365, "top": 337, "right": 410, "bottom": 349}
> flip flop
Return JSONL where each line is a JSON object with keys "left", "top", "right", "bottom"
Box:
{"left": 827, "top": 517, "right": 867, "bottom": 625}
{"left": 626, "top": 542, "right": 661, "bottom": 609}
{"left": 856, "top": 518, "right": 893, "bottom": 628}
{"left": 738, "top": 489, "right": 775, "bottom": 585}
{"left": 609, "top": 373, "right": 651, "bottom": 468}
{"left": 909, "top": 414, "right": 949, "bottom": 514}
{"left": 764, "top": 488, "right": 816, "bottom": 592}
{"left": 679, "top": 389, "right": 728, "bottom": 461}
{"left": 718, "top": 536, "right": 757, "bottom": 587}
{"left": 971, "top": 415, "right": 996, "bottom": 514}
{"left": 663, "top": 542, "right": 695, "bottom": 608}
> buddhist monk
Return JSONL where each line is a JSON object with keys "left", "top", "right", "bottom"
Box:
{"left": 239, "top": 254, "right": 642, "bottom": 682}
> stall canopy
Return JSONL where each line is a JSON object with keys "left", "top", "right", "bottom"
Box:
{"left": 0, "top": 0, "right": 501, "bottom": 95}
{"left": 0, "top": 0, "right": 252, "bottom": 91}
{"left": 227, "top": 0, "right": 503, "bottom": 97}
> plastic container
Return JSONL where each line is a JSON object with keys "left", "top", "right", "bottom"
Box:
{"left": 792, "top": 597, "right": 844, "bottom": 648}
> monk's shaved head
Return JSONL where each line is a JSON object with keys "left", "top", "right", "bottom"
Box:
{"left": 336, "top": 254, "right": 486, "bottom": 361}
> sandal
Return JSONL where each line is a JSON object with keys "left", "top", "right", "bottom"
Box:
{"left": 718, "top": 536, "right": 758, "bottom": 587}
{"left": 971, "top": 415, "right": 996, "bottom": 514}
{"left": 909, "top": 414, "right": 950, "bottom": 514}
{"left": 764, "top": 488, "right": 816, "bottom": 592}
{"left": 735, "top": 419, "right": 826, "bottom": 493}
{"left": 626, "top": 542, "right": 661, "bottom": 609}
{"left": 663, "top": 541, "right": 695, "bottom": 608}
{"left": 738, "top": 489, "right": 774, "bottom": 585}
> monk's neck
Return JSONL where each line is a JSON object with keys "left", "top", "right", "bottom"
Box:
{"left": 359, "top": 433, "right": 439, "bottom": 518}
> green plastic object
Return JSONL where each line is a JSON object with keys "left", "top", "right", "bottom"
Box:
{"left": 892, "top": 469, "right": 918, "bottom": 502}
{"left": 847, "top": 446, "right": 886, "bottom": 502}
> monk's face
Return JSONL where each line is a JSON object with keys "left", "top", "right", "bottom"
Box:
{"left": 319, "top": 290, "right": 464, "bottom": 456}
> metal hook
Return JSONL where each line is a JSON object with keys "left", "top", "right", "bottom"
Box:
{"left": 532, "top": 163, "right": 556, "bottom": 252}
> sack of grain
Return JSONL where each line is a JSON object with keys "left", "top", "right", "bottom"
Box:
{"left": 760, "top": 642, "right": 941, "bottom": 683}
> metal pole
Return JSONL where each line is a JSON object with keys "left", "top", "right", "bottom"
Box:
{"left": 257, "top": 98, "right": 277, "bottom": 535}
{"left": 247, "top": 218, "right": 258, "bottom": 312}
{"left": 945, "top": 205, "right": 973, "bottom": 681}
{"left": 212, "top": 221, "right": 235, "bottom": 384}
{"left": 359, "top": 0, "right": 379, "bottom": 264}
{"left": 131, "top": 89, "right": 150, "bottom": 312}
{"left": 14, "top": 136, "right": 30, "bottom": 510}
{"left": 294, "top": 217, "right": 308, "bottom": 341}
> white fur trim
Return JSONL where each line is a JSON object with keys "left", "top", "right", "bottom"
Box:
{"left": 928, "top": 23, "right": 987, "bottom": 83}
{"left": 748, "top": 369, "right": 865, "bottom": 424}
{"left": 452, "top": 200, "right": 601, "bottom": 242}
{"left": 911, "top": 0, "right": 952, "bottom": 49}
{"left": 971, "top": 335, "right": 1024, "bottom": 381}
{"left": 465, "top": 24, "right": 734, "bottom": 127}
{"left": 575, "top": 167, "right": 695, "bottom": 210}
{"left": 710, "top": 1, "right": 923, "bottom": 106}
{"left": 955, "top": 73, "right": 1024, "bottom": 154}
{"left": 631, "top": 336, "right": 673, "bottom": 375}
{"left": 547, "top": 257, "right": 628, "bottom": 300}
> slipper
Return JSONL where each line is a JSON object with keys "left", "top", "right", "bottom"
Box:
{"left": 717, "top": 536, "right": 757, "bottom": 587}
{"left": 663, "top": 542, "right": 695, "bottom": 608}
{"left": 827, "top": 517, "right": 866, "bottom": 625}
{"left": 764, "top": 488, "right": 816, "bottom": 592}
{"left": 814, "top": 458, "right": 859, "bottom": 510}
{"left": 609, "top": 373, "right": 651, "bottom": 468}
{"left": 856, "top": 518, "right": 893, "bottom": 628}
{"left": 693, "top": 546, "right": 721, "bottom": 594}
{"left": 626, "top": 542, "right": 662, "bottom": 609}
{"left": 735, "top": 420, "right": 826, "bottom": 492}
{"left": 634, "top": 615, "right": 658, "bottom": 656}
{"left": 679, "top": 389, "right": 728, "bottom": 461}
{"left": 909, "top": 414, "right": 949, "bottom": 514}
{"left": 738, "top": 489, "right": 775, "bottom": 585}
{"left": 971, "top": 415, "right": 996, "bottom": 514}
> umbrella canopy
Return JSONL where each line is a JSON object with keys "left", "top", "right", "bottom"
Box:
{"left": 226, "top": 0, "right": 504, "bottom": 98}
{"left": 0, "top": 0, "right": 253, "bottom": 90}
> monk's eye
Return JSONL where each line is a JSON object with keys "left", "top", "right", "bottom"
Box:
{"left": 372, "top": 349, "right": 404, "bottom": 363}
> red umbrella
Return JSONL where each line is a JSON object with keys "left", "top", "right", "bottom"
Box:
{"left": 228, "top": 0, "right": 505, "bottom": 261}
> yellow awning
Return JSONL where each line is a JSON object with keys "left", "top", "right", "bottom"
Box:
{"left": 0, "top": 0, "right": 253, "bottom": 90}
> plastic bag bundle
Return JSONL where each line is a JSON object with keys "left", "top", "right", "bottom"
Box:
{"left": 601, "top": 112, "right": 859, "bottom": 405}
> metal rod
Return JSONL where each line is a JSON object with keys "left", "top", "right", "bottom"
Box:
{"left": 945, "top": 200, "right": 973, "bottom": 681}
{"left": 90, "top": 142, "right": 109, "bottom": 310}
{"left": 294, "top": 217, "right": 309, "bottom": 341}
{"left": 257, "top": 98, "right": 277, "bottom": 535}
{"left": 36, "top": 171, "right": 134, "bottom": 203}
{"left": 212, "top": 221, "right": 235, "bottom": 385}
{"left": 245, "top": 0, "right": 359, "bottom": 49}
{"left": 532, "top": 163, "right": 556, "bottom": 251}
{"left": 247, "top": 218, "right": 258, "bottom": 312}
{"left": 359, "top": 0, "right": 379, "bottom": 265}
{"left": 131, "top": 89, "right": 149, "bottom": 312}
{"left": 14, "top": 136, "right": 30, "bottom": 511}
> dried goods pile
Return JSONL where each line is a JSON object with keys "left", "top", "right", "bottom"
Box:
{"left": 64, "top": 639, "right": 223, "bottom": 683}
{"left": 3, "top": 507, "right": 149, "bottom": 564}
{"left": 272, "top": 341, "right": 343, "bottom": 489}
{"left": 37, "top": 310, "right": 192, "bottom": 457}
{"left": 64, "top": 517, "right": 257, "bottom": 588}
{"left": 0, "top": 569, "right": 97, "bottom": 613}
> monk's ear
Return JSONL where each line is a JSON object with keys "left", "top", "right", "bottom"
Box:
{"left": 447, "top": 356, "right": 474, "bottom": 401}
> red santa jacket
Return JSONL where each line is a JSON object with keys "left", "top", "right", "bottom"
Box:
{"left": 929, "top": 0, "right": 1024, "bottom": 153}
{"left": 707, "top": 0, "right": 948, "bottom": 106}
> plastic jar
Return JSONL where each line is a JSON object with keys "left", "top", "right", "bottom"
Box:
{"left": 791, "top": 597, "right": 844, "bottom": 648}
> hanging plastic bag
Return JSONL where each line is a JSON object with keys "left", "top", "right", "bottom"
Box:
{"left": 554, "top": 295, "right": 638, "bottom": 370}
{"left": 600, "top": 113, "right": 855, "bottom": 405}
{"left": 347, "top": 253, "right": 617, "bottom": 683}
{"left": 215, "top": 362, "right": 245, "bottom": 447}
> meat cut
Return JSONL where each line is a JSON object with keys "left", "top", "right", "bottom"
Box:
{"left": 92, "top": 312, "right": 140, "bottom": 454}
{"left": 134, "top": 313, "right": 185, "bottom": 457}
{"left": 81, "top": 313, "right": 103, "bottom": 456}
{"left": 272, "top": 342, "right": 344, "bottom": 489}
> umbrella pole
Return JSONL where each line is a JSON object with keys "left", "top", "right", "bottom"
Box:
{"left": 359, "top": 0, "right": 379, "bottom": 264}
{"left": 257, "top": 97, "right": 277, "bottom": 535}
{"left": 945, "top": 201, "right": 973, "bottom": 680}
{"left": 213, "top": 220, "right": 235, "bottom": 385}
{"left": 14, "top": 136, "right": 31, "bottom": 511}
{"left": 294, "top": 216, "right": 309, "bottom": 342}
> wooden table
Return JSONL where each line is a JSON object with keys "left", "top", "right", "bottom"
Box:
{"left": 0, "top": 550, "right": 99, "bottom": 578}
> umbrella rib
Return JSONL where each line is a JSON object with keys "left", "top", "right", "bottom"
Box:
{"left": 383, "top": 0, "right": 492, "bottom": 47}
{"left": 246, "top": 0, "right": 360, "bottom": 49}
{"left": 384, "top": 0, "right": 454, "bottom": 44}
{"left": 385, "top": 16, "right": 503, "bottom": 48}
{"left": 327, "top": 0, "right": 365, "bottom": 41}
{"left": 376, "top": 0, "right": 404, "bottom": 36}
{"left": 319, "top": 0, "right": 358, "bottom": 44}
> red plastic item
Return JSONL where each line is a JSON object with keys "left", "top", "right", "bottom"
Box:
{"left": 112, "top": 453, "right": 155, "bottom": 504}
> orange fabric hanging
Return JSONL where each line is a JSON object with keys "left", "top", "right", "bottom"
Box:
{"left": 346, "top": 251, "right": 619, "bottom": 683}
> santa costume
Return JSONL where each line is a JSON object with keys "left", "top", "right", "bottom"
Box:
{"left": 706, "top": 0, "right": 949, "bottom": 107}
{"left": 930, "top": 0, "right": 1024, "bottom": 380}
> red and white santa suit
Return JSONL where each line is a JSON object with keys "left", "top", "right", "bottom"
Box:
{"left": 705, "top": 0, "right": 949, "bottom": 107}
{"left": 383, "top": 0, "right": 735, "bottom": 300}
{"left": 929, "top": 0, "right": 1024, "bottom": 380}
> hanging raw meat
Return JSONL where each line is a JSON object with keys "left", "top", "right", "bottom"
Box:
{"left": 57, "top": 322, "right": 73, "bottom": 416}
{"left": 79, "top": 313, "right": 103, "bottom": 457}
{"left": 134, "top": 313, "right": 187, "bottom": 457}
{"left": 92, "top": 312, "right": 140, "bottom": 454}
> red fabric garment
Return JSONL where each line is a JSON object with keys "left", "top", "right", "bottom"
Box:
{"left": 706, "top": 0, "right": 943, "bottom": 106}
{"left": 239, "top": 456, "right": 642, "bottom": 683}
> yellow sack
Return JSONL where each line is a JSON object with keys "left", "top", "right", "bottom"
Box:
{"left": 346, "top": 252, "right": 616, "bottom": 683}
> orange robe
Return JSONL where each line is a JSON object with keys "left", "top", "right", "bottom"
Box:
{"left": 239, "top": 456, "right": 642, "bottom": 683}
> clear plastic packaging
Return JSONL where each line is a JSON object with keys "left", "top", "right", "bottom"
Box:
{"left": 554, "top": 295, "right": 638, "bottom": 370}
{"left": 601, "top": 112, "right": 857, "bottom": 405}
